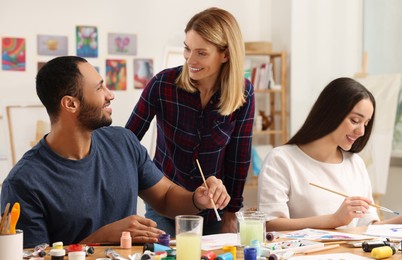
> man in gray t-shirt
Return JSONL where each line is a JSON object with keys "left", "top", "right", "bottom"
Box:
{"left": 1, "top": 56, "right": 230, "bottom": 248}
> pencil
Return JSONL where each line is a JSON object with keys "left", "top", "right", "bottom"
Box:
{"left": 195, "top": 159, "right": 222, "bottom": 221}
{"left": 304, "top": 244, "right": 340, "bottom": 254}
{"left": 309, "top": 183, "right": 400, "bottom": 215}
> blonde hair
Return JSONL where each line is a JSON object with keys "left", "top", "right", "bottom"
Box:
{"left": 176, "top": 7, "right": 245, "bottom": 116}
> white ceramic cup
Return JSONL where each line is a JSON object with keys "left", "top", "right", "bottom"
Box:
{"left": 0, "top": 230, "right": 23, "bottom": 260}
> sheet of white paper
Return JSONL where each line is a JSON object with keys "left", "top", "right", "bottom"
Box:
{"left": 284, "top": 228, "right": 373, "bottom": 241}
{"left": 201, "top": 233, "right": 240, "bottom": 250}
{"left": 365, "top": 224, "right": 402, "bottom": 239}
{"left": 288, "top": 253, "right": 372, "bottom": 259}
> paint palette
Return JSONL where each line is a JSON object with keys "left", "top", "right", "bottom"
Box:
{"left": 262, "top": 239, "right": 324, "bottom": 254}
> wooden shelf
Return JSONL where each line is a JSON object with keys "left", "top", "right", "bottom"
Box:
{"left": 253, "top": 129, "right": 283, "bottom": 135}
{"left": 245, "top": 41, "right": 288, "bottom": 145}
{"left": 254, "top": 88, "right": 282, "bottom": 94}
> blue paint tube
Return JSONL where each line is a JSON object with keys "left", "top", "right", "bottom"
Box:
{"left": 143, "top": 242, "right": 171, "bottom": 252}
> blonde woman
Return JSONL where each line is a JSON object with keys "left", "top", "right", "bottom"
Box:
{"left": 126, "top": 7, "right": 254, "bottom": 235}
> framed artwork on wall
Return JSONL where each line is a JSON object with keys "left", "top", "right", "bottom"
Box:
{"left": 37, "top": 35, "right": 68, "bottom": 56}
{"left": 105, "top": 59, "right": 127, "bottom": 91}
{"left": 37, "top": 62, "right": 46, "bottom": 72}
{"left": 107, "top": 33, "right": 137, "bottom": 55}
{"left": 76, "top": 25, "right": 98, "bottom": 58}
{"left": 134, "top": 58, "right": 153, "bottom": 89}
{"left": 2, "top": 37, "right": 26, "bottom": 71}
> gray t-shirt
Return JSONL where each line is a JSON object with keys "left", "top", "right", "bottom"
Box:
{"left": 1, "top": 126, "right": 163, "bottom": 248}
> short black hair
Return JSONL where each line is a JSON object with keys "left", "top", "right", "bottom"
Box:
{"left": 36, "top": 56, "right": 87, "bottom": 122}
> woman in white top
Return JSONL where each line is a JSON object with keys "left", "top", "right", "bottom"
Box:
{"left": 258, "top": 77, "right": 402, "bottom": 231}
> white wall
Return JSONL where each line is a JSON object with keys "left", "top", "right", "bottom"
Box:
{"left": 0, "top": 0, "right": 271, "bottom": 171}
{"left": 363, "top": 0, "right": 402, "bottom": 214}
{"left": 290, "top": 0, "right": 363, "bottom": 135}
{"left": 0, "top": 0, "right": 272, "bottom": 215}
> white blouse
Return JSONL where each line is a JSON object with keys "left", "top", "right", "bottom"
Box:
{"left": 257, "top": 144, "right": 379, "bottom": 228}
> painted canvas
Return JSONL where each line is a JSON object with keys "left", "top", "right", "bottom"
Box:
{"left": 2, "top": 37, "right": 26, "bottom": 71}
{"left": 134, "top": 58, "right": 153, "bottom": 89}
{"left": 37, "top": 35, "right": 68, "bottom": 56}
{"left": 76, "top": 26, "right": 98, "bottom": 57}
{"left": 393, "top": 90, "right": 402, "bottom": 157}
{"left": 357, "top": 74, "right": 401, "bottom": 194}
{"left": 106, "top": 59, "right": 126, "bottom": 91}
{"left": 108, "top": 33, "right": 137, "bottom": 55}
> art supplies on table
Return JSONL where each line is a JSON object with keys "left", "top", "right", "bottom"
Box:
{"left": 0, "top": 202, "right": 20, "bottom": 235}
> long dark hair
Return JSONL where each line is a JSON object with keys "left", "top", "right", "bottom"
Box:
{"left": 287, "top": 77, "right": 375, "bottom": 153}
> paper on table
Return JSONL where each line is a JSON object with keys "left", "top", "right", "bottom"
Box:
{"left": 288, "top": 253, "right": 372, "bottom": 259}
{"left": 365, "top": 224, "right": 402, "bottom": 239}
{"left": 201, "top": 233, "right": 240, "bottom": 250}
{"left": 284, "top": 228, "right": 373, "bottom": 241}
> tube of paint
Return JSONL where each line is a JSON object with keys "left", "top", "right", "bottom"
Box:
{"left": 120, "top": 231, "right": 132, "bottom": 249}
{"left": 266, "top": 231, "right": 280, "bottom": 241}
{"left": 143, "top": 243, "right": 171, "bottom": 252}
{"left": 371, "top": 246, "right": 396, "bottom": 259}
{"left": 222, "top": 245, "right": 237, "bottom": 260}
{"left": 250, "top": 239, "right": 261, "bottom": 257}
{"left": 362, "top": 241, "right": 391, "bottom": 252}
{"left": 244, "top": 247, "right": 257, "bottom": 260}
{"left": 201, "top": 251, "right": 217, "bottom": 260}
{"left": 158, "top": 233, "right": 170, "bottom": 247}
{"left": 214, "top": 252, "right": 234, "bottom": 260}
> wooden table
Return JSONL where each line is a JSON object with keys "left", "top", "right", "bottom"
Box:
{"left": 34, "top": 243, "right": 402, "bottom": 259}
{"left": 35, "top": 227, "right": 402, "bottom": 259}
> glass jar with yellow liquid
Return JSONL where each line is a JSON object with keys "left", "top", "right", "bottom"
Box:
{"left": 175, "top": 215, "right": 203, "bottom": 260}
{"left": 236, "top": 211, "right": 266, "bottom": 246}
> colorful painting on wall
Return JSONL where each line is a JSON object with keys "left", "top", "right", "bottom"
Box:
{"left": 2, "top": 37, "right": 26, "bottom": 71}
{"left": 37, "top": 35, "right": 68, "bottom": 56}
{"left": 76, "top": 26, "right": 98, "bottom": 57}
{"left": 106, "top": 59, "right": 126, "bottom": 91}
{"left": 107, "top": 33, "right": 137, "bottom": 55}
{"left": 134, "top": 58, "right": 153, "bottom": 89}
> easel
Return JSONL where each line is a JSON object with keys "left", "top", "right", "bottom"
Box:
{"left": 354, "top": 51, "right": 368, "bottom": 79}
{"left": 354, "top": 51, "right": 384, "bottom": 218}
{"left": 6, "top": 104, "right": 49, "bottom": 165}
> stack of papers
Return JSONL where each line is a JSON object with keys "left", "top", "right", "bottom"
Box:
{"left": 201, "top": 233, "right": 240, "bottom": 250}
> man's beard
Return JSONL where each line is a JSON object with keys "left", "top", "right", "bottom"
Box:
{"left": 77, "top": 99, "right": 112, "bottom": 130}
